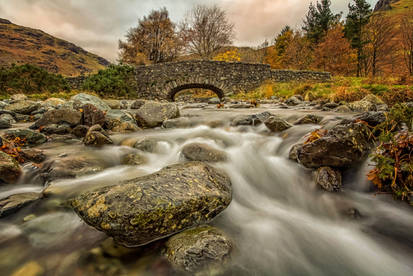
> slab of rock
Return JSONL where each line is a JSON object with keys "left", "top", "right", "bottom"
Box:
{"left": 355, "top": 111, "right": 386, "bottom": 127}
{"left": 3, "top": 129, "right": 47, "bottom": 147}
{"left": 313, "top": 167, "right": 342, "bottom": 192}
{"left": 349, "top": 94, "right": 385, "bottom": 112}
{"left": 43, "top": 98, "right": 65, "bottom": 107}
{"left": 82, "top": 103, "right": 106, "bottom": 127}
{"left": 20, "top": 149, "right": 46, "bottom": 163}
{"left": 4, "top": 100, "right": 40, "bottom": 115}
{"left": 231, "top": 112, "right": 272, "bottom": 127}
{"left": 182, "top": 143, "right": 227, "bottom": 162}
{"left": 294, "top": 122, "right": 372, "bottom": 168}
{"left": 103, "top": 100, "right": 121, "bottom": 110}
{"left": 70, "top": 162, "right": 232, "bottom": 247}
{"left": 83, "top": 125, "right": 113, "bottom": 147}
{"left": 0, "top": 152, "right": 22, "bottom": 184}
{"left": 105, "top": 110, "right": 140, "bottom": 133}
{"left": 165, "top": 225, "right": 232, "bottom": 273}
{"left": 40, "top": 123, "right": 71, "bottom": 135}
{"left": 0, "top": 193, "right": 42, "bottom": 218}
{"left": 285, "top": 96, "right": 302, "bottom": 106}
{"left": 265, "top": 116, "right": 292, "bottom": 132}
{"left": 32, "top": 108, "right": 82, "bottom": 128}
{"left": 71, "top": 93, "right": 111, "bottom": 112}
{"left": 134, "top": 102, "right": 180, "bottom": 128}
{"left": 294, "top": 114, "right": 323, "bottom": 125}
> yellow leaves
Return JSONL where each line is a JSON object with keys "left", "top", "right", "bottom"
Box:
{"left": 304, "top": 129, "right": 327, "bottom": 144}
{"left": 213, "top": 49, "right": 241, "bottom": 62}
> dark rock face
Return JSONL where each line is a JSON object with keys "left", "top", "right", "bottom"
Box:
{"left": 20, "top": 149, "right": 46, "bottom": 163}
{"left": 294, "top": 122, "right": 372, "bottom": 168}
{"left": 0, "top": 192, "right": 42, "bottom": 218}
{"left": 294, "top": 114, "right": 323, "bottom": 125}
{"left": 355, "top": 111, "right": 386, "bottom": 127}
{"left": 82, "top": 103, "right": 106, "bottom": 127}
{"left": 134, "top": 102, "right": 180, "bottom": 128}
{"left": 4, "top": 100, "right": 40, "bottom": 115}
{"left": 313, "top": 167, "right": 342, "bottom": 192}
{"left": 265, "top": 116, "right": 292, "bottom": 132}
{"left": 165, "top": 225, "right": 232, "bottom": 273}
{"left": 40, "top": 124, "right": 71, "bottom": 135}
{"left": 0, "top": 152, "right": 22, "bottom": 184}
{"left": 72, "top": 125, "right": 89, "bottom": 138}
{"left": 182, "top": 143, "right": 228, "bottom": 162}
{"left": 70, "top": 162, "right": 232, "bottom": 247}
{"left": 33, "top": 108, "right": 82, "bottom": 128}
{"left": 374, "top": 0, "right": 395, "bottom": 11}
{"left": 83, "top": 125, "right": 113, "bottom": 147}
{"left": 4, "top": 129, "right": 47, "bottom": 147}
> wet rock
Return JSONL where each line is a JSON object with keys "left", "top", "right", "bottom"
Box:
{"left": 134, "top": 101, "right": 180, "bottom": 128}
{"left": 84, "top": 124, "right": 113, "bottom": 147}
{"left": 121, "top": 153, "right": 147, "bottom": 166}
{"left": 0, "top": 101, "right": 7, "bottom": 109}
{"left": 228, "top": 103, "right": 254, "bottom": 109}
{"left": 208, "top": 97, "right": 221, "bottom": 104}
{"left": 43, "top": 97, "right": 65, "bottom": 107}
{"left": 182, "top": 143, "right": 228, "bottom": 162}
{"left": 4, "top": 100, "right": 40, "bottom": 115}
{"left": 10, "top": 94, "right": 27, "bottom": 101}
{"left": 11, "top": 261, "right": 44, "bottom": 276}
{"left": 323, "top": 102, "right": 339, "bottom": 109}
{"left": 288, "top": 144, "right": 302, "bottom": 162}
{"left": 313, "top": 167, "right": 342, "bottom": 192}
{"left": 130, "top": 100, "right": 146, "bottom": 110}
{"left": 0, "top": 113, "right": 16, "bottom": 124}
{"left": 70, "top": 162, "right": 232, "bottom": 247}
{"left": 334, "top": 105, "right": 353, "bottom": 113}
{"left": 71, "top": 93, "right": 111, "bottom": 112}
{"left": 294, "top": 114, "right": 323, "bottom": 125}
{"left": 104, "top": 99, "right": 121, "bottom": 109}
{"left": 134, "top": 137, "right": 158, "bottom": 153}
{"left": 264, "top": 116, "right": 292, "bottom": 132}
{"left": 105, "top": 110, "right": 140, "bottom": 133}
{"left": 231, "top": 112, "right": 272, "bottom": 127}
{"left": 32, "top": 108, "right": 82, "bottom": 128}
{"left": 0, "top": 192, "right": 42, "bottom": 218}
{"left": 294, "top": 122, "right": 372, "bottom": 168}
{"left": 162, "top": 117, "right": 192, "bottom": 129}
{"left": 285, "top": 96, "right": 302, "bottom": 106}
{"left": 20, "top": 148, "right": 46, "bottom": 163}
{"left": 165, "top": 225, "right": 232, "bottom": 273}
{"left": 40, "top": 123, "right": 71, "bottom": 135}
{"left": 355, "top": 111, "right": 386, "bottom": 127}
{"left": 4, "top": 129, "right": 47, "bottom": 147}
{"left": 349, "top": 94, "right": 385, "bottom": 112}
{"left": 0, "top": 223, "right": 22, "bottom": 244}
{"left": 0, "top": 115, "right": 12, "bottom": 129}
{"left": 72, "top": 125, "right": 89, "bottom": 138}
{"left": 82, "top": 103, "right": 106, "bottom": 127}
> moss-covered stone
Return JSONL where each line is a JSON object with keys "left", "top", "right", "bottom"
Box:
{"left": 70, "top": 162, "right": 232, "bottom": 247}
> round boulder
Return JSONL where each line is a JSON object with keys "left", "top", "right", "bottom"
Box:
{"left": 265, "top": 116, "right": 292, "bottom": 132}
{"left": 134, "top": 101, "right": 180, "bottom": 128}
{"left": 0, "top": 151, "right": 22, "bottom": 184}
{"left": 313, "top": 167, "right": 342, "bottom": 192}
{"left": 182, "top": 143, "right": 228, "bottom": 162}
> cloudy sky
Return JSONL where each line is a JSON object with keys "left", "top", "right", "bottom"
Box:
{"left": 0, "top": 0, "right": 377, "bottom": 61}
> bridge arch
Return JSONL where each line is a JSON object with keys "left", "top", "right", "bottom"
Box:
{"left": 168, "top": 83, "right": 224, "bottom": 101}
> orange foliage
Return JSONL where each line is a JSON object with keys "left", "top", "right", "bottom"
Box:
{"left": 213, "top": 49, "right": 241, "bottom": 62}
{"left": 1, "top": 137, "right": 26, "bottom": 163}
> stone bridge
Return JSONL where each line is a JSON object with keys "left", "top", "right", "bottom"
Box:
{"left": 135, "top": 61, "right": 331, "bottom": 101}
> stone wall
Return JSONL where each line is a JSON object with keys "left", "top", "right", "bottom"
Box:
{"left": 135, "top": 60, "right": 331, "bottom": 101}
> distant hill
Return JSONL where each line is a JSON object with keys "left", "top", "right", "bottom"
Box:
{"left": 374, "top": 0, "right": 412, "bottom": 13}
{"left": 0, "top": 18, "right": 110, "bottom": 77}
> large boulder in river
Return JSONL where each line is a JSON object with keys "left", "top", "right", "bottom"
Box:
{"left": 32, "top": 108, "right": 82, "bottom": 128}
{"left": 82, "top": 103, "right": 106, "bottom": 127}
{"left": 71, "top": 93, "right": 111, "bottom": 112}
{"left": 349, "top": 94, "right": 385, "bottom": 112}
{"left": 83, "top": 125, "right": 113, "bottom": 147}
{"left": 4, "top": 129, "right": 47, "bottom": 147}
{"left": 182, "top": 143, "right": 228, "bottom": 162}
{"left": 264, "top": 116, "right": 292, "bottom": 132}
{"left": 70, "top": 162, "right": 232, "bottom": 247}
{"left": 105, "top": 110, "right": 140, "bottom": 133}
{"left": 165, "top": 225, "right": 232, "bottom": 273}
{"left": 134, "top": 101, "right": 180, "bottom": 128}
{"left": 0, "top": 152, "right": 22, "bottom": 184}
{"left": 294, "top": 114, "right": 323, "bottom": 125}
{"left": 294, "top": 122, "right": 372, "bottom": 168}
{"left": 0, "top": 192, "right": 42, "bottom": 218}
{"left": 4, "top": 100, "right": 40, "bottom": 115}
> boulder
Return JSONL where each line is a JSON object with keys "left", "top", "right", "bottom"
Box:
{"left": 134, "top": 102, "right": 180, "bottom": 128}
{"left": 32, "top": 108, "right": 82, "bottom": 128}
{"left": 121, "top": 153, "right": 147, "bottom": 166}
{"left": 313, "top": 167, "right": 342, "bottom": 192}
{"left": 130, "top": 100, "right": 146, "bottom": 110}
{"left": 0, "top": 152, "right": 22, "bottom": 184}
{"left": 288, "top": 144, "right": 302, "bottom": 162}
{"left": 334, "top": 105, "right": 353, "bottom": 113}
{"left": 82, "top": 103, "right": 106, "bottom": 127}
{"left": 72, "top": 125, "right": 89, "bottom": 138}
{"left": 70, "top": 162, "right": 232, "bottom": 247}
{"left": 20, "top": 149, "right": 46, "bottom": 163}
{"left": 0, "top": 101, "right": 7, "bottom": 109}
{"left": 4, "top": 129, "right": 47, "bottom": 147}
{"left": 265, "top": 116, "right": 292, "bottom": 132}
{"left": 103, "top": 100, "right": 121, "bottom": 110}
{"left": 165, "top": 225, "right": 232, "bottom": 273}
{"left": 294, "top": 122, "right": 372, "bottom": 168}
{"left": 4, "top": 100, "right": 40, "bottom": 115}
{"left": 0, "top": 193, "right": 42, "bottom": 218}
{"left": 71, "top": 93, "right": 111, "bottom": 112}
{"left": 40, "top": 124, "right": 71, "bottom": 135}
{"left": 349, "top": 94, "right": 385, "bottom": 112}
{"left": 162, "top": 117, "right": 192, "bottom": 129}
{"left": 182, "top": 143, "right": 228, "bottom": 162}
{"left": 355, "top": 111, "right": 386, "bottom": 127}
{"left": 294, "top": 114, "right": 323, "bottom": 125}
{"left": 285, "top": 96, "right": 302, "bottom": 106}
{"left": 0, "top": 116, "right": 12, "bottom": 129}
{"left": 231, "top": 112, "right": 272, "bottom": 127}
{"left": 0, "top": 113, "right": 16, "bottom": 124}
{"left": 105, "top": 110, "right": 140, "bottom": 133}
{"left": 11, "top": 94, "right": 27, "bottom": 101}
{"left": 43, "top": 98, "right": 65, "bottom": 107}
{"left": 133, "top": 138, "right": 158, "bottom": 153}
{"left": 83, "top": 125, "right": 113, "bottom": 147}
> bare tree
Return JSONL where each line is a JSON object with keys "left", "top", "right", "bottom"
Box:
{"left": 180, "top": 5, "right": 234, "bottom": 59}
{"left": 401, "top": 11, "right": 413, "bottom": 75}
{"left": 119, "top": 8, "right": 181, "bottom": 65}
{"left": 364, "top": 13, "right": 397, "bottom": 77}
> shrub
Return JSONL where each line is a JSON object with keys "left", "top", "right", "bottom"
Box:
{"left": 0, "top": 64, "right": 70, "bottom": 95}
{"left": 330, "top": 86, "right": 370, "bottom": 102}
{"left": 380, "top": 88, "right": 413, "bottom": 106}
{"left": 82, "top": 65, "right": 137, "bottom": 98}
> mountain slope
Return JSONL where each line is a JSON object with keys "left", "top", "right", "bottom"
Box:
{"left": 374, "top": 0, "right": 413, "bottom": 13}
{"left": 0, "top": 18, "right": 110, "bottom": 76}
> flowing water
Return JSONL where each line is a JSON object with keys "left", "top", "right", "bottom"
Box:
{"left": 1, "top": 106, "right": 413, "bottom": 275}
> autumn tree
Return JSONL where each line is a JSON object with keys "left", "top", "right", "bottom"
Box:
{"left": 282, "top": 31, "right": 314, "bottom": 70}
{"left": 119, "top": 8, "right": 181, "bottom": 65}
{"left": 264, "top": 26, "right": 293, "bottom": 69}
{"left": 213, "top": 49, "right": 241, "bottom": 62}
{"left": 364, "top": 13, "right": 397, "bottom": 77}
{"left": 344, "top": 0, "right": 372, "bottom": 77}
{"left": 400, "top": 11, "right": 413, "bottom": 75}
{"left": 302, "top": 0, "right": 341, "bottom": 44}
{"left": 180, "top": 5, "right": 234, "bottom": 59}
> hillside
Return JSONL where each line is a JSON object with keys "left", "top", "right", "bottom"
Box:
{"left": 0, "top": 18, "right": 110, "bottom": 76}
{"left": 374, "top": 0, "right": 413, "bottom": 13}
